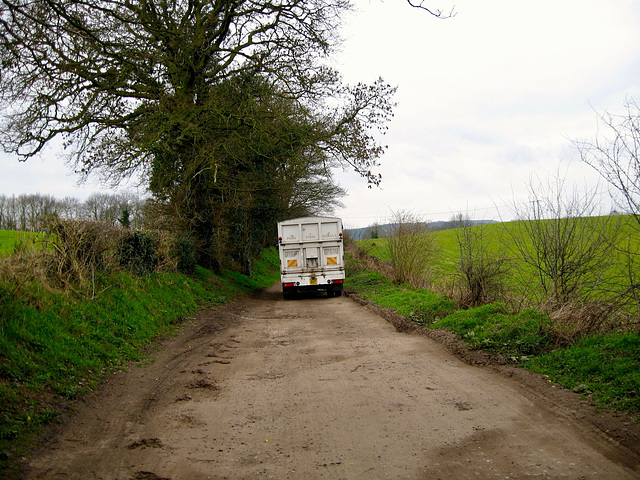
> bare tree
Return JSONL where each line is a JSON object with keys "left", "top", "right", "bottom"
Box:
{"left": 0, "top": 192, "right": 154, "bottom": 232}
{"left": 19, "top": 193, "right": 57, "bottom": 231}
{"left": 575, "top": 98, "right": 640, "bottom": 325}
{"left": 407, "top": 0, "right": 456, "bottom": 18}
{"left": 83, "top": 192, "right": 137, "bottom": 226}
{"left": 0, "top": 195, "right": 7, "bottom": 230}
{"left": 385, "top": 210, "right": 436, "bottom": 286}
{"left": 507, "top": 174, "right": 617, "bottom": 309}
{"left": 58, "top": 196, "right": 82, "bottom": 221}
{"left": 575, "top": 97, "right": 640, "bottom": 227}
{"left": 0, "top": 195, "right": 18, "bottom": 230}
{"left": 453, "top": 213, "right": 510, "bottom": 307}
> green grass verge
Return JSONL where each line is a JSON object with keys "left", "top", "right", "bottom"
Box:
{"left": 431, "top": 303, "right": 553, "bottom": 360}
{"left": 525, "top": 334, "right": 640, "bottom": 412}
{"left": 345, "top": 267, "right": 640, "bottom": 415}
{"left": 345, "top": 270, "right": 456, "bottom": 323}
{"left": 0, "top": 247, "right": 280, "bottom": 475}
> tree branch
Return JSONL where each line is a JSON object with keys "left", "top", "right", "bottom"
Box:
{"left": 407, "top": 0, "right": 456, "bottom": 18}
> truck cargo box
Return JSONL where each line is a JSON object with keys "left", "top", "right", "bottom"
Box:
{"left": 277, "top": 217, "right": 345, "bottom": 299}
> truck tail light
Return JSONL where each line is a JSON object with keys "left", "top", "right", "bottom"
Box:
{"left": 283, "top": 282, "right": 295, "bottom": 287}
{"left": 332, "top": 279, "right": 344, "bottom": 284}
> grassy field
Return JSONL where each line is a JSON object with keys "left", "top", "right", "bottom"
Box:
{"left": 0, "top": 246, "right": 280, "bottom": 476}
{"left": 357, "top": 216, "right": 640, "bottom": 302}
{"left": 0, "top": 230, "right": 41, "bottom": 257}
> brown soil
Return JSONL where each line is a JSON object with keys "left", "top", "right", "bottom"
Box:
{"left": 23, "top": 285, "right": 640, "bottom": 479}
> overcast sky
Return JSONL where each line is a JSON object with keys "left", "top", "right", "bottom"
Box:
{"left": 332, "top": 0, "right": 640, "bottom": 227}
{"left": 1, "top": 0, "right": 639, "bottom": 228}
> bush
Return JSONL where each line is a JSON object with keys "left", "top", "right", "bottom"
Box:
{"left": 43, "top": 217, "right": 123, "bottom": 289}
{"left": 118, "top": 231, "right": 157, "bottom": 275}
{"left": 173, "top": 236, "right": 197, "bottom": 274}
{"left": 453, "top": 214, "right": 510, "bottom": 307}
{"left": 385, "top": 210, "right": 437, "bottom": 287}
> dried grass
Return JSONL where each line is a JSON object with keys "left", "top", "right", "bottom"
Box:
{"left": 41, "top": 217, "right": 126, "bottom": 292}
{"left": 154, "top": 230, "right": 179, "bottom": 273}
{"left": 548, "top": 301, "right": 630, "bottom": 344}
{"left": 0, "top": 219, "right": 196, "bottom": 304}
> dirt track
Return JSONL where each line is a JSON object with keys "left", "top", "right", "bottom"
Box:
{"left": 26, "top": 286, "right": 640, "bottom": 479}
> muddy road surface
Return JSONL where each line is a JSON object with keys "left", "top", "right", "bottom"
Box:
{"left": 26, "top": 286, "right": 640, "bottom": 479}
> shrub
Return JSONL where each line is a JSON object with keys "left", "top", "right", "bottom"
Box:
{"left": 43, "top": 217, "right": 122, "bottom": 289}
{"left": 385, "top": 210, "right": 437, "bottom": 286}
{"left": 173, "top": 236, "right": 197, "bottom": 274}
{"left": 453, "top": 214, "right": 510, "bottom": 307}
{"left": 506, "top": 175, "right": 618, "bottom": 308}
{"left": 118, "top": 231, "right": 157, "bottom": 275}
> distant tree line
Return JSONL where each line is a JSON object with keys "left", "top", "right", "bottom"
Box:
{"left": 348, "top": 219, "right": 497, "bottom": 240}
{"left": 0, "top": 192, "right": 146, "bottom": 232}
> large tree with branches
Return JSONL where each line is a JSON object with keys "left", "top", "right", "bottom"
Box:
{"left": 146, "top": 72, "right": 353, "bottom": 270}
{"left": 0, "top": 0, "right": 452, "bottom": 268}
{"left": 0, "top": 0, "right": 394, "bottom": 177}
{"left": 0, "top": 0, "right": 404, "bottom": 267}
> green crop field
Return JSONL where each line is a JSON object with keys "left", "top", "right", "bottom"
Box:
{"left": 356, "top": 215, "right": 640, "bottom": 299}
{"left": 0, "top": 230, "right": 42, "bottom": 257}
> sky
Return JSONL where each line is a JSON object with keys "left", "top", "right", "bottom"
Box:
{"left": 1, "top": 0, "right": 640, "bottom": 227}
{"left": 331, "top": 0, "right": 640, "bottom": 227}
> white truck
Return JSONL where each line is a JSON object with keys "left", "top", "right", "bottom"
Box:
{"left": 277, "top": 216, "right": 345, "bottom": 299}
